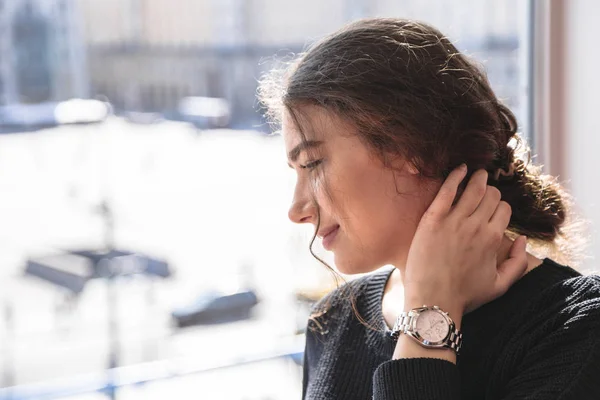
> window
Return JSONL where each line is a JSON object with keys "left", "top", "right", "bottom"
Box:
{"left": 2, "top": 2, "right": 535, "bottom": 399}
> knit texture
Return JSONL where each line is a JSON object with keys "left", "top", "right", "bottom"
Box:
{"left": 301, "top": 258, "right": 600, "bottom": 399}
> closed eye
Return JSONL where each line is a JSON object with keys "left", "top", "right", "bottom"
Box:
{"left": 301, "top": 160, "right": 323, "bottom": 169}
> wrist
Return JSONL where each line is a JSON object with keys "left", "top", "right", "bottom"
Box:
{"left": 403, "top": 298, "right": 464, "bottom": 330}
{"left": 392, "top": 333, "right": 457, "bottom": 364}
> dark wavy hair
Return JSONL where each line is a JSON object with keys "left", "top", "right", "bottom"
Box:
{"left": 258, "top": 18, "right": 589, "bottom": 333}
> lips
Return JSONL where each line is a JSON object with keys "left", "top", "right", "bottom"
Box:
{"left": 321, "top": 225, "right": 340, "bottom": 251}
{"left": 318, "top": 225, "right": 339, "bottom": 239}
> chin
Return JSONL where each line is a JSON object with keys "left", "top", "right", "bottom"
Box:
{"left": 333, "top": 252, "right": 383, "bottom": 275}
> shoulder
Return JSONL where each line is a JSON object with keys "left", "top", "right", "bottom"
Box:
{"left": 508, "top": 261, "right": 600, "bottom": 342}
{"left": 534, "top": 260, "right": 600, "bottom": 312}
{"left": 461, "top": 260, "right": 600, "bottom": 396}
{"left": 492, "top": 271, "right": 600, "bottom": 398}
{"left": 542, "top": 273, "right": 600, "bottom": 326}
{"left": 508, "top": 270, "right": 600, "bottom": 396}
{"left": 465, "top": 258, "right": 600, "bottom": 351}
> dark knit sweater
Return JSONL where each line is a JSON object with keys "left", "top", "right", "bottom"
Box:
{"left": 301, "top": 258, "right": 600, "bottom": 399}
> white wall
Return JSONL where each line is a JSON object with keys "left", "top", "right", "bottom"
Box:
{"left": 562, "top": 0, "right": 600, "bottom": 271}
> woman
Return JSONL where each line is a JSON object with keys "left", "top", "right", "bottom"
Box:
{"left": 259, "top": 18, "right": 600, "bottom": 399}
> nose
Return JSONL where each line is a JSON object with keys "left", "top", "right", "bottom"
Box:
{"left": 288, "top": 180, "right": 317, "bottom": 225}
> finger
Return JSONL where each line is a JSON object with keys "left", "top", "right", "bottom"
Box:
{"left": 451, "top": 169, "right": 489, "bottom": 218}
{"left": 495, "top": 235, "right": 528, "bottom": 295}
{"left": 489, "top": 200, "right": 512, "bottom": 233}
{"left": 469, "top": 185, "right": 501, "bottom": 222}
{"left": 425, "top": 164, "right": 468, "bottom": 219}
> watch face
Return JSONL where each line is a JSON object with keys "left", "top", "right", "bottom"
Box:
{"left": 415, "top": 309, "right": 450, "bottom": 343}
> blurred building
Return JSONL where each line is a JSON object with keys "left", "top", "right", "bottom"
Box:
{"left": 0, "top": 0, "right": 88, "bottom": 105}
{"left": 82, "top": 0, "right": 521, "bottom": 127}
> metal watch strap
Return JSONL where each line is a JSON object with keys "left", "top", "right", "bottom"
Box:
{"left": 389, "top": 309, "right": 463, "bottom": 354}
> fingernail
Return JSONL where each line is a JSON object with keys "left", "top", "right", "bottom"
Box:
{"left": 460, "top": 163, "right": 467, "bottom": 171}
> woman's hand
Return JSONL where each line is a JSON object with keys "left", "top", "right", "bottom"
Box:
{"left": 403, "top": 164, "right": 528, "bottom": 320}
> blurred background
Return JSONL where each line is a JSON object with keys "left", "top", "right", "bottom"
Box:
{"left": 0, "top": 0, "right": 598, "bottom": 399}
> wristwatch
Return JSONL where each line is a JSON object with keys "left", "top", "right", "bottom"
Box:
{"left": 389, "top": 305, "right": 463, "bottom": 354}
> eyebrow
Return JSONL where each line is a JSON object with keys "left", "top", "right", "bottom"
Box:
{"left": 288, "top": 140, "right": 324, "bottom": 163}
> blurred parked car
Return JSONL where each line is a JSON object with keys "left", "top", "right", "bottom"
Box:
{"left": 24, "top": 248, "right": 172, "bottom": 294}
{"left": 0, "top": 102, "right": 58, "bottom": 131}
{"left": 172, "top": 288, "right": 259, "bottom": 328}
{"left": 0, "top": 99, "right": 110, "bottom": 132}
{"left": 176, "top": 96, "right": 231, "bottom": 129}
{"left": 54, "top": 99, "right": 111, "bottom": 125}
{"left": 123, "top": 111, "right": 164, "bottom": 125}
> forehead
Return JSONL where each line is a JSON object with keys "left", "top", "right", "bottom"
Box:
{"left": 282, "top": 106, "right": 342, "bottom": 152}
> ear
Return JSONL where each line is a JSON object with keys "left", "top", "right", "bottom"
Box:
{"left": 387, "top": 153, "right": 420, "bottom": 175}
{"left": 406, "top": 162, "right": 419, "bottom": 175}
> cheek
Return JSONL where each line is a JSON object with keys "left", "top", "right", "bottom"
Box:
{"left": 352, "top": 182, "right": 424, "bottom": 247}
{"left": 309, "top": 167, "right": 346, "bottom": 217}
{"left": 324, "top": 164, "right": 378, "bottom": 209}
{"left": 372, "top": 202, "right": 419, "bottom": 240}
{"left": 309, "top": 173, "right": 330, "bottom": 209}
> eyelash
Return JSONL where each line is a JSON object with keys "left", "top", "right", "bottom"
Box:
{"left": 301, "top": 160, "right": 323, "bottom": 169}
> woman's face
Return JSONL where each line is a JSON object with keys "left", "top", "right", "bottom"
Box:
{"left": 283, "top": 106, "right": 442, "bottom": 274}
